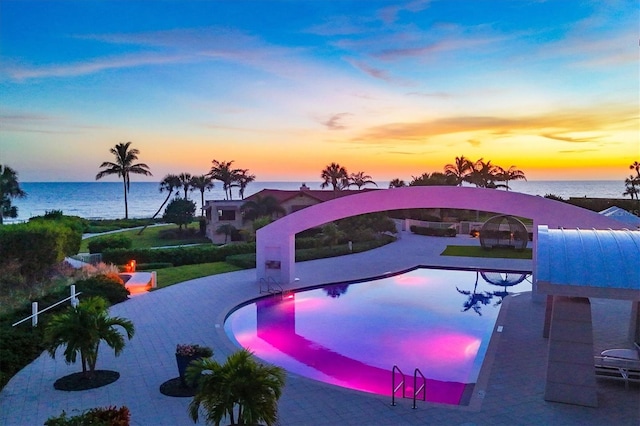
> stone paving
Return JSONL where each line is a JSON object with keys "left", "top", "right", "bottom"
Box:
{"left": 1, "top": 232, "right": 638, "bottom": 425}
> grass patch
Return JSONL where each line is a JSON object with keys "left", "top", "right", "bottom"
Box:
{"left": 80, "top": 223, "right": 210, "bottom": 252}
{"left": 152, "top": 262, "right": 242, "bottom": 289}
{"left": 441, "top": 245, "right": 532, "bottom": 259}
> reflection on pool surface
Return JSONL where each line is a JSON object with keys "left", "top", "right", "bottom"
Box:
{"left": 225, "top": 267, "right": 531, "bottom": 405}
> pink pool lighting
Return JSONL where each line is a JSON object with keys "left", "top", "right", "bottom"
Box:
{"left": 225, "top": 267, "right": 531, "bottom": 405}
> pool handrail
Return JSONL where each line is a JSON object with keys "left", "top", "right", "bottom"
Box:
{"left": 391, "top": 365, "right": 406, "bottom": 406}
{"left": 412, "top": 368, "right": 426, "bottom": 409}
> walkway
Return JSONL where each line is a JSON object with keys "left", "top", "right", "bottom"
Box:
{"left": 1, "top": 232, "right": 637, "bottom": 425}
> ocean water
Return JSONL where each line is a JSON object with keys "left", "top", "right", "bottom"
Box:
{"left": 7, "top": 180, "right": 627, "bottom": 222}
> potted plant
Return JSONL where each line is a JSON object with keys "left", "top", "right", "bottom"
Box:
{"left": 186, "top": 349, "right": 285, "bottom": 426}
{"left": 175, "top": 344, "right": 213, "bottom": 387}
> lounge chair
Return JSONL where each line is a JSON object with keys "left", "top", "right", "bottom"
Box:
{"left": 594, "top": 343, "right": 640, "bottom": 389}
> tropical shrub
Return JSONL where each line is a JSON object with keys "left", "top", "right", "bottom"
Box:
{"left": 0, "top": 221, "right": 82, "bottom": 281}
{"left": 186, "top": 349, "right": 285, "bottom": 426}
{"left": 44, "top": 296, "right": 135, "bottom": 378}
{"left": 87, "top": 234, "right": 133, "bottom": 253}
{"left": 44, "top": 405, "right": 130, "bottom": 426}
{"left": 73, "top": 275, "right": 129, "bottom": 305}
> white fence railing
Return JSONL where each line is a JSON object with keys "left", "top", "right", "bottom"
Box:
{"left": 12, "top": 285, "right": 81, "bottom": 327}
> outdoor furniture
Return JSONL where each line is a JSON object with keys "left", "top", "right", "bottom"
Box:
{"left": 479, "top": 215, "right": 528, "bottom": 250}
{"left": 594, "top": 344, "right": 640, "bottom": 389}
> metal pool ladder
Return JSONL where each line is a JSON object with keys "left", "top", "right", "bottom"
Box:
{"left": 259, "top": 276, "right": 283, "bottom": 296}
{"left": 391, "top": 365, "right": 427, "bottom": 408}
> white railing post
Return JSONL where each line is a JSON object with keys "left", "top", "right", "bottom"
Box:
{"left": 31, "top": 302, "right": 38, "bottom": 327}
{"left": 70, "top": 285, "right": 79, "bottom": 308}
{"left": 151, "top": 271, "right": 157, "bottom": 288}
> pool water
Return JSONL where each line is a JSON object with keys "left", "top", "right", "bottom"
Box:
{"left": 225, "top": 267, "right": 530, "bottom": 405}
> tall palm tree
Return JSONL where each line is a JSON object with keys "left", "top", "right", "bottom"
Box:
{"left": 320, "top": 163, "right": 348, "bottom": 197}
{"left": 388, "top": 178, "right": 406, "bottom": 188}
{"left": 499, "top": 165, "right": 527, "bottom": 191}
{"left": 236, "top": 169, "right": 256, "bottom": 199}
{"left": 240, "top": 195, "right": 285, "bottom": 222}
{"left": 624, "top": 175, "right": 639, "bottom": 200}
{"left": 209, "top": 160, "right": 242, "bottom": 200}
{"left": 630, "top": 161, "right": 640, "bottom": 178}
{"left": 178, "top": 173, "right": 193, "bottom": 200}
{"left": 348, "top": 171, "right": 377, "bottom": 190}
{"left": 190, "top": 175, "right": 215, "bottom": 216}
{"left": 95, "top": 142, "right": 152, "bottom": 219}
{"left": 137, "top": 174, "right": 181, "bottom": 235}
{"left": 444, "top": 155, "right": 473, "bottom": 186}
{"left": 187, "top": 349, "right": 285, "bottom": 426}
{"left": 0, "top": 164, "right": 26, "bottom": 225}
{"left": 44, "top": 296, "right": 135, "bottom": 378}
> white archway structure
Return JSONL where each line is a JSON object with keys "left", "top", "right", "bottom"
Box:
{"left": 256, "top": 186, "right": 628, "bottom": 284}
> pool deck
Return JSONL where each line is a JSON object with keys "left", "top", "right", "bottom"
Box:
{"left": 1, "top": 232, "right": 638, "bottom": 425}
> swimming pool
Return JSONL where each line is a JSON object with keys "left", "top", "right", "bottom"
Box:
{"left": 225, "top": 267, "right": 531, "bottom": 405}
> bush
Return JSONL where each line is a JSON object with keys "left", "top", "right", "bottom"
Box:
{"left": 101, "top": 243, "right": 257, "bottom": 267}
{"left": 0, "top": 221, "right": 82, "bottom": 281}
{"left": 45, "top": 406, "right": 130, "bottom": 426}
{"left": 410, "top": 225, "right": 457, "bottom": 237}
{"left": 73, "top": 275, "right": 129, "bottom": 305}
{"left": 225, "top": 253, "right": 257, "bottom": 269}
{"left": 87, "top": 234, "right": 133, "bottom": 253}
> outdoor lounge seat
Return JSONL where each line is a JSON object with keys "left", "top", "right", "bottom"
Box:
{"left": 594, "top": 343, "right": 640, "bottom": 389}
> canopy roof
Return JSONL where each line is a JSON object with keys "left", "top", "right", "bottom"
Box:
{"left": 536, "top": 225, "right": 640, "bottom": 300}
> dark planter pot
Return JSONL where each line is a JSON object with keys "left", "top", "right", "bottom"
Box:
{"left": 175, "top": 354, "right": 200, "bottom": 387}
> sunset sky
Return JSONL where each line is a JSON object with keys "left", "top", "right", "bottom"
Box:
{"left": 1, "top": 0, "right": 637, "bottom": 182}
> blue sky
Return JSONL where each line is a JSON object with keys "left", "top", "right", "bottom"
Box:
{"left": 1, "top": 0, "right": 638, "bottom": 182}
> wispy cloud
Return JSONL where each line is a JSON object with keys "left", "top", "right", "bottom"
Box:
{"left": 4, "top": 53, "right": 190, "bottom": 81}
{"left": 350, "top": 106, "right": 638, "bottom": 144}
{"left": 321, "top": 113, "right": 353, "bottom": 130}
{"left": 0, "top": 111, "right": 103, "bottom": 134}
{"left": 377, "top": 0, "right": 431, "bottom": 24}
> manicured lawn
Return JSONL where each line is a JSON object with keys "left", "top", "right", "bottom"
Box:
{"left": 80, "top": 223, "right": 210, "bottom": 252}
{"left": 151, "top": 262, "right": 242, "bottom": 289}
{"left": 441, "top": 245, "right": 532, "bottom": 259}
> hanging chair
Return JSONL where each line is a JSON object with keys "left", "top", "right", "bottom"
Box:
{"left": 479, "top": 215, "right": 528, "bottom": 250}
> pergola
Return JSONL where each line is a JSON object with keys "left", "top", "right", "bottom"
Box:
{"left": 536, "top": 226, "right": 640, "bottom": 406}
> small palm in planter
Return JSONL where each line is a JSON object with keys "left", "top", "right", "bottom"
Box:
{"left": 44, "top": 296, "right": 135, "bottom": 390}
{"left": 176, "top": 344, "right": 213, "bottom": 387}
{"left": 186, "top": 349, "right": 285, "bottom": 426}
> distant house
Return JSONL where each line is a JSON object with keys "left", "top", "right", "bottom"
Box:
{"left": 203, "top": 184, "right": 376, "bottom": 243}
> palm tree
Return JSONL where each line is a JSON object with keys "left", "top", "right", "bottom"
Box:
{"left": 190, "top": 175, "right": 215, "bottom": 216}
{"left": 187, "top": 349, "right": 285, "bottom": 426}
{"left": 630, "top": 161, "right": 640, "bottom": 178}
{"left": 178, "top": 173, "right": 193, "bottom": 200}
{"left": 95, "top": 142, "right": 152, "bottom": 219}
{"left": 388, "top": 178, "right": 406, "bottom": 188}
{"left": 498, "top": 165, "right": 527, "bottom": 191}
{"left": 44, "top": 296, "right": 134, "bottom": 378}
{"left": 465, "top": 159, "right": 502, "bottom": 188}
{"left": 624, "top": 175, "right": 639, "bottom": 200}
{"left": 236, "top": 169, "right": 256, "bottom": 199}
{"left": 216, "top": 223, "right": 236, "bottom": 244}
{"left": 320, "top": 163, "right": 348, "bottom": 197}
{"left": 410, "top": 172, "right": 457, "bottom": 186}
{"left": 240, "top": 195, "right": 285, "bottom": 222}
{"left": 209, "top": 160, "right": 242, "bottom": 200}
{"left": 0, "top": 164, "right": 26, "bottom": 225}
{"left": 444, "top": 155, "right": 473, "bottom": 186}
{"left": 348, "top": 171, "right": 377, "bottom": 189}
{"left": 137, "top": 174, "right": 181, "bottom": 235}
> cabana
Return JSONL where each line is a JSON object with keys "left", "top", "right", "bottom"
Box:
{"left": 536, "top": 226, "right": 640, "bottom": 407}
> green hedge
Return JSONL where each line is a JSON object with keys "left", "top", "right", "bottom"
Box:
{"left": 136, "top": 262, "right": 173, "bottom": 270}
{"left": 0, "top": 221, "right": 82, "bottom": 280}
{"left": 88, "top": 234, "right": 133, "bottom": 253}
{"left": 225, "top": 235, "right": 396, "bottom": 269}
{"left": 410, "top": 225, "right": 457, "bottom": 237}
{"left": 73, "top": 275, "right": 129, "bottom": 305}
{"left": 102, "top": 243, "right": 257, "bottom": 267}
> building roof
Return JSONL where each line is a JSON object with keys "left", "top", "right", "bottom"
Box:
{"left": 599, "top": 206, "right": 640, "bottom": 228}
{"left": 536, "top": 225, "right": 640, "bottom": 300}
